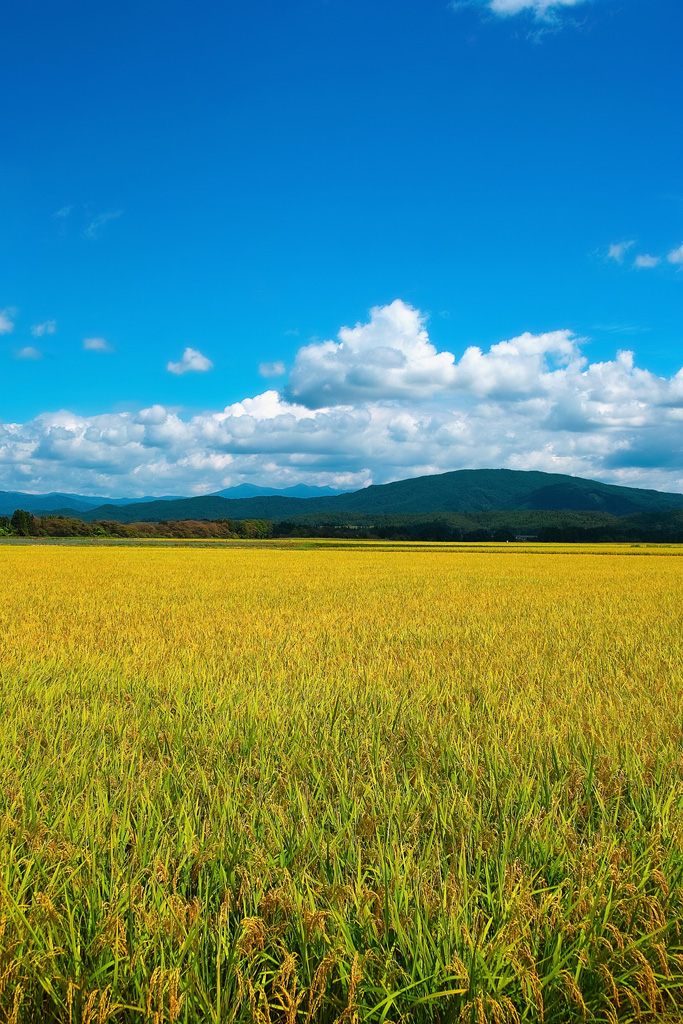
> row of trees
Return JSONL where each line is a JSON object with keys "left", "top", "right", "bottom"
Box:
{"left": 271, "top": 521, "right": 520, "bottom": 541}
{"left": 265, "top": 520, "right": 683, "bottom": 542}
{"left": 0, "top": 511, "right": 273, "bottom": 539}
{"left": 4, "top": 510, "right": 683, "bottom": 544}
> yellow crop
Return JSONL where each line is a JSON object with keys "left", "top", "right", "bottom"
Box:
{"left": 0, "top": 541, "right": 682, "bottom": 1022}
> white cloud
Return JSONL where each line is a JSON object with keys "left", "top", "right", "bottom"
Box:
{"left": 607, "top": 241, "right": 635, "bottom": 264}
{"left": 167, "top": 347, "right": 213, "bottom": 375}
{"left": 53, "top": 205, "right": 73, "bottom": 218}
{"left": 490, "top": 0, "right": 588, "bottom": 13}
{"left": 31, "top": 320, "right": 57, "bottom": 337}
{"left": 0, "top": 309, "right": 15, "bottom": 334}
{"left": 286, "top": 300, "right": 580, "bottom": 408}
{"left": 604, "top": 244, "right": 683, "bottom": 272}
{"left": 83, "top": 337, "right": 115, "bottom": 353}
{"left": 634, "top": 254, "right": 660, "bottom": 269}
{"left": 259, "top": 361, "right": 286, "bottom": 378}
{"left": 16, "top": 347, "right": 43, "bottom": 361}
{"left": 2, "top": 301, "right": 683, "bottom": 498}
{"left": 83, "top": 210, "right": 123, "bottom": 240}
{"left": 453, "top": 0, "right": 591, "bottom": 20}
{"left": 287, "top": 300, "right": 458, "bottom": 407}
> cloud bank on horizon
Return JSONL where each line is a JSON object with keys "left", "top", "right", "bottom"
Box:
{"left": 2, "top": 300, "right": 683, "bottom": 499}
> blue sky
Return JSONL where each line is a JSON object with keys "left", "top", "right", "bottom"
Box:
{"left": 1, "top": 0, "right": 681, "bottom": 496}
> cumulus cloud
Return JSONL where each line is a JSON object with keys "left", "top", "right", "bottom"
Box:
{"left": 16, "top": 347, "right": 43, "bottom": 361}
{"left": 2, "top": 301, "right": 683, "bottom": 498}
{"left": 83, "top": 337, "right": 114, "bottom": 353}
{"left": 607, "top": 241, "right": 635, "bottom": 264}
{"left": 83, "top": 210, "right": 123, "bottom": 240}
{"left": 167, "top": 347, "right": 213, "bottom": 375}
{"left": 0, "top": 309, "right": 15, "bottom": 334}
{"left": 259, "top": 361, "right": 286, "bottom": 378}
{"left": 634, "top": 254, "right": 660, "bottom": 269}
{"left": 668, "top": 244, "right": 683, "bottom": 266}
{"left": 31, "top": 320, "right": 57, "bottom": 337}
{"left": 287, "top": 300, "right": 455, "bottom": 407}
{"left": 286, "top": 300, "right": 579, "bottom": 408}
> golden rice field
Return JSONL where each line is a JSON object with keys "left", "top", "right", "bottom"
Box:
{"left": 1, "top": 542, "right": 682, "bottom": 1024}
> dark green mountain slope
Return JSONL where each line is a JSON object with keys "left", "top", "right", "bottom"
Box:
{"left": 329, "top": 469, "right": 683, "bottom": 516}
{"left": 32, "top": 468, "right": 683, "bottom": 524}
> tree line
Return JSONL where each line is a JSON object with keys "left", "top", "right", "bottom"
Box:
{"left": 0, "top": 511, "right": 273, "bottom": 539}
{"left": 3, "top": 509, "right": 683, "bottom": 543}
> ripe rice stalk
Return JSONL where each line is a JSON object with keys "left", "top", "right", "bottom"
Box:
{"left": 0, "top": 543, "right": 681, "bottom": 1021}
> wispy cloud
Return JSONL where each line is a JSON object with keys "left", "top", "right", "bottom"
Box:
{"left": 16, "top": 346, "right": 43, "bottom": 361}
{"left": 53, "top": 205, "right": 73, "bottom": 219}
{"left": 591, "top": 323, "right": 650, "bottom": 335}
{"left": 31, "top": 320, "right": 57, "bottom": 337}
{"left": 452, "top": 0, "right": 592, "bottom": 22}
{"left": 633, "top": 254, "right": 660, "bottom": 269}
{"left": 167, "top": 347, "right": 213, "bottom": 375}
{"left": 606, "top": 240, "right": 635, "bottom": 264}
{"left": 602, "top": 241, "right": 683, "bottom": 271}
{"left": 83, "top": 337, "right": 115, "bottom": 353}
{"left": 259, "top": 361, "right": 286, "bottom": 378}
{"left": 492, "top": 0, "right": 589, "bottom": 13}
{"left": 83, "top": 210, "right": 123, "bottom": 240}
{"left": 0, "top": 309, "right": 15, "bottom": 334}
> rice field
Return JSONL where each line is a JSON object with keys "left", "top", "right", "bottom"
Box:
{"left": 0, "top": 541, "right": 682, "bottom": 1023}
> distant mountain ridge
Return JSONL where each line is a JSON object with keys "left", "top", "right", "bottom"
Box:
{"left": 210, "top": 483, "right": 347, "bottom": 499}
{"left": 0, "top": 482, "right": 347, "bottom": 516}
{"left": 0, "top": 490, "right": 183, "bottom": 515}
{"left": 26, "top": 468, "right": 683, "bottom": 524}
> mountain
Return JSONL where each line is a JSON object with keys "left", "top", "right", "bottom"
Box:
{"left": 105, "top": 494, "right": 183, "bottom": 505}
{"left": 0, "top": 490, "right": 185, "bottom": 515}
{"left": 29, "top": 468, "right": 683, "bottom": 524}
{"left": 1, "top": 483, "right": 345, "bottom": 517}
{"left": 210, "top": 483, "right": 348, "bottom": 499}
{"left": 0, "top": 490, "right": 114, "bottom": 515}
